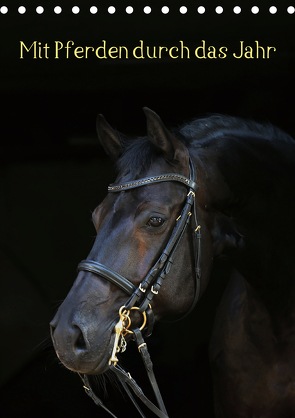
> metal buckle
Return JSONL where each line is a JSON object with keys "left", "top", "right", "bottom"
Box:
{"left": 138, "top": 343, "right": 147, "bottom": 352}
{"left": 187, "top": 190, "right": 195, "bottom": 197}
{"left": 151, "top": 286, "right": 158, "bottom": 295}
{"left": 139, "top": 283, "right": 146, "bottom": 293}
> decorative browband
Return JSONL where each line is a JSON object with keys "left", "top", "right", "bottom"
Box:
{"left": 108, "top": 173, "right": 198, "bottom": 193}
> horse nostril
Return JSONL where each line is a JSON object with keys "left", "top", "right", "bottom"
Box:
{"left": 50, "top": 323, "right": 56, "bottom": 338}
{"left": 73, "top": 325, "right": 87, "bottom": 351}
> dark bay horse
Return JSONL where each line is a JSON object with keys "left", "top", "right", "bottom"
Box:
{"left": 50, "top": 108, "right": 295, "bottom": 417}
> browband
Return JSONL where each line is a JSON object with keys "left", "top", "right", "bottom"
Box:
{"left": 108, "top": 173, "right": 198, "bottom": 193}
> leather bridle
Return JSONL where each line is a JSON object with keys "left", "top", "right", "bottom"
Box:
{"left": 77, "top": 156, "right": 201, "bottom": 418}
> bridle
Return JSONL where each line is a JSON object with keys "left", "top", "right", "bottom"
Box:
{"left": 77, "top": 155, "right": 201, "bottom": 418}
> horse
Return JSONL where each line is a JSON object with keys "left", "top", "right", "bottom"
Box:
{"left": 50, "top": 108, "right": 295, "bottom": 418}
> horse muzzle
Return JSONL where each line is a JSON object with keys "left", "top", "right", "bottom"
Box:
{"left": 50, "top": 307, "right": 117, "bottom": 375}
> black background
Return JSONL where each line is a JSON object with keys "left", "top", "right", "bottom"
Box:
{"left": 0, "top": 1, "right": 294, "bottom": 417}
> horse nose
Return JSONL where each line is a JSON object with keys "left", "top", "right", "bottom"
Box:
{"left": 50, "top": 320, "right": 88, "bottom": 356}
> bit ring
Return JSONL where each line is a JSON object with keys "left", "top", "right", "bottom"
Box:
{"left": 123, "top": 307, "right": 147, "bottom": 334}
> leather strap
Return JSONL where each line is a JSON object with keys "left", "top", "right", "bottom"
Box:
{"left": 133, "top": 328, "right": 168, "bottom": 415}
{"left": 108, "top": 173, "right": 198, "bottom": 194}
{"left": 110, "top": 366, "right": 169, "bottom": 418}
{"left": 80, "top": 374, "right": 118, "bottom": 418}
{"left": 77, "top": 260, "right": 136, "bottom": 295}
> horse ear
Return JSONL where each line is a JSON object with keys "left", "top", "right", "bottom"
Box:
{"left": 96, "top": 114, "right": 122, "bottom": 162}
{"left": 143, "top": 107, "right": 188, "bottom": 163}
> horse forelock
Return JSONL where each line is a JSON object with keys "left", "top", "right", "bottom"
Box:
{"left": 115, "top": 136, "right": 165, "bottom": 178}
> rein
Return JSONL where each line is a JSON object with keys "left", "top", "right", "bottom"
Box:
{"left": 77, "top": 156, "right": 201, "bottom": 418}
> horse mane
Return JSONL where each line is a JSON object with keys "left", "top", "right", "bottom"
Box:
{"left": 116, "top": 115, "right": 295, "bottom": 177}
{"left": 179, "top": 115, "right": 294, "bottom": 147}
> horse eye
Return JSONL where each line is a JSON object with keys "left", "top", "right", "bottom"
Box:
{"left": 147, "top": 217, "right": 165, "bottom": 227}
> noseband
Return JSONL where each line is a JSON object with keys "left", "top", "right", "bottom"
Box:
{"left": 77, "top": 156, "right": 201, "bottom": 418}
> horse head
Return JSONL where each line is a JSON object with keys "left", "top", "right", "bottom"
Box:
{"left": 50, "top": 109, "right": 234, "bottom": 377}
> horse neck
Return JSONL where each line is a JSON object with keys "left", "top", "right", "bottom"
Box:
{"left": 192, "top": 138, "right": 295, "bottom": 319}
